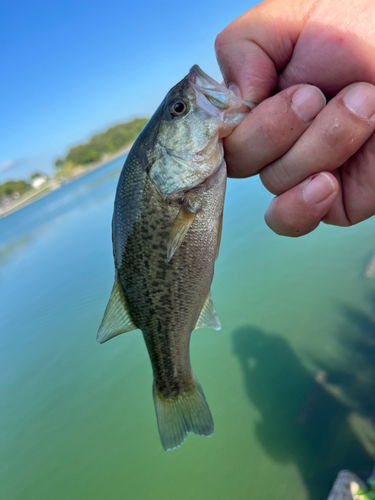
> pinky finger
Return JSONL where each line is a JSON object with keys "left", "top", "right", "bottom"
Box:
{"left": 264, "top": 172, "right": 339, "bottom": 237}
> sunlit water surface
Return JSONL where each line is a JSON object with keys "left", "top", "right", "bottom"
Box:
{"left": 1, "top": 155, "right": 374, "bottom": 500}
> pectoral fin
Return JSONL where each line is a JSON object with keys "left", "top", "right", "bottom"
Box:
{"left": 97, "top": 274, "right": 137, "bottom": 344}
{"left": 195, "top": 292, "right": 221, "bottom": 330}
{"left": 167, "top": 206, "right": 197, "bottom": 262}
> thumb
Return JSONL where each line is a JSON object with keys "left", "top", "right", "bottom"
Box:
{"left": 214, "top": 0, "right": 311, "bottom": 102}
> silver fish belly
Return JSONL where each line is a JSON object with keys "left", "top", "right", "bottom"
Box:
{"left": 97, "top": 65, "right": 252, "bottom": 451}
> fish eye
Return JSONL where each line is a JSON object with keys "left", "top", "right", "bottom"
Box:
{"left": 167, "top": 99, "right": 189, "bottom": 118}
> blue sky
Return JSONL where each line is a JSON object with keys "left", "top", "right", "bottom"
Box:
{"left": 0, "top": 0, "right": 258, "bottom": 182}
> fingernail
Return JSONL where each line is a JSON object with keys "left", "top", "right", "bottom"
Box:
{"left": 292, "top": 86, "right": 326, "bottom": 123}
{"left": 302, "top": 173, "right": 335, "bottom": 205}
{"left": 343, "top": 83, "right": 375, "bottom": 119}
{"left": 228, "top": 83, "right": 241, "bottom": 98}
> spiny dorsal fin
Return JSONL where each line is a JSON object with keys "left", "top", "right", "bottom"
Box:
{"left": 97, "top": 274, "right": 137, "bottom": 344}
{"left": 167, "top": 206, "right": 197, "bottom": 262}
{"left": 195, "top": 292, "right": 221, "bottom": 330}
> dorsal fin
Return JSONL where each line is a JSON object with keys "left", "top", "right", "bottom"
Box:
{"left": 195, "top": 292, "right": 221, "bottom": 330}
{"left": 97, "top": 274, "right": 137, "bottom": 344}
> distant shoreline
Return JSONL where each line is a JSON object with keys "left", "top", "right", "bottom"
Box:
{"left": 0, "top": 143, "right": 132, "bottom": 219}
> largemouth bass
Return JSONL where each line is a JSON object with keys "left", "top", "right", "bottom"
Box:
{"left": 97, "top": 65, "right": 252, "bottom": 451}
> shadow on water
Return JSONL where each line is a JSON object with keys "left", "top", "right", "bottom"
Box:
{"left": 232, "top": 325, "right": 373, "bottom": 500}
{"left": 308, "top": 293, "right": 375, "bottom": 461}
{"left": 324, "top": 300, "right": 375, "bottom": 417}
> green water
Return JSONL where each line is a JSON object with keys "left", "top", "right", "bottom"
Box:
{"left": 1, "top": 155, "right": 374, "bottom": 500}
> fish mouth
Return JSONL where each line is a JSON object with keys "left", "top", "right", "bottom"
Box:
{"left": 188, "top": 65, "right": 231, "bottom": 110}
{"left": 188, "top": 65, "right": 255, "bottom": 112}
{"left": 188, "top": 65, "right": 225, "bottom": 92}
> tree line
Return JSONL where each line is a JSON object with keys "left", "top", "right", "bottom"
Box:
{"left": 55, "top": 118, "right": 148, "bottom": 168}
{"left": 0, "top": 118, "right": 148, "bottom": 204}
{"left": 0, "top": 180, "right": 31, "bottom": 202}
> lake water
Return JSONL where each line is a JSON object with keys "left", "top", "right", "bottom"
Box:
{"left": 1, "top": 154, "right": 374, "bottom": 500}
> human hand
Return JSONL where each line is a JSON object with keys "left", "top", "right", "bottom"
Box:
{"left": 215, "top": 0, "right": 375, "bottom": 236}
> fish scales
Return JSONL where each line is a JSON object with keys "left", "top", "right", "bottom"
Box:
{"left": 98, "top": 65, "right": 252, "bottom": 451}
{"left": 117, "top": 149, "right": 226, "bottom": 395}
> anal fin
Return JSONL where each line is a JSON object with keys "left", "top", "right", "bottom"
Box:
{"left": 97, "top": 274, "right": 137, "bottom": 344}
{"left": 195, "top": 292, "right": 221, "bottom": 330}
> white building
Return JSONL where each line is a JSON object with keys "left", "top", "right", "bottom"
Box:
{"left": 31, "top": 175, "right": 47, "bottom": 189}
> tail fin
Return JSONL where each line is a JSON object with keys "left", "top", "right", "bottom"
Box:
{"left": 153, "top": 378, "right": 214, "bottom": 452}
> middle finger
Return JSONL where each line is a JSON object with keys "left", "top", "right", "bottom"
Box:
{"left": 260, "top": 82, "right": 375, "bottom": 195}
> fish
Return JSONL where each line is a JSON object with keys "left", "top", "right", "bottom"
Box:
{"left": 97, "top": 65, "right": 252, "bottom": 451}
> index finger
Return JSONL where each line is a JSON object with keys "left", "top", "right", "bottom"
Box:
{"left": 214, "top": 0, "right": 311, "bottom": 102}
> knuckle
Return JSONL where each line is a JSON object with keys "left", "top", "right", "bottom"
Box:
{"left": 214, "top": 31, "right": 226, "bottom": 53}
{"left": 260, "top": 157, "right": 293, "bottom": 195}
{"left": 214, "top": 28, "right": 238, "bottom": 81}
{"left": 321, "top": 116, "right": 356, "bottom": 156}
{"left": 315, "top": 105, "right": 374, "bottom": 166}
{"left": 214, "top": 26, "right": 236, "bottom": 53}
